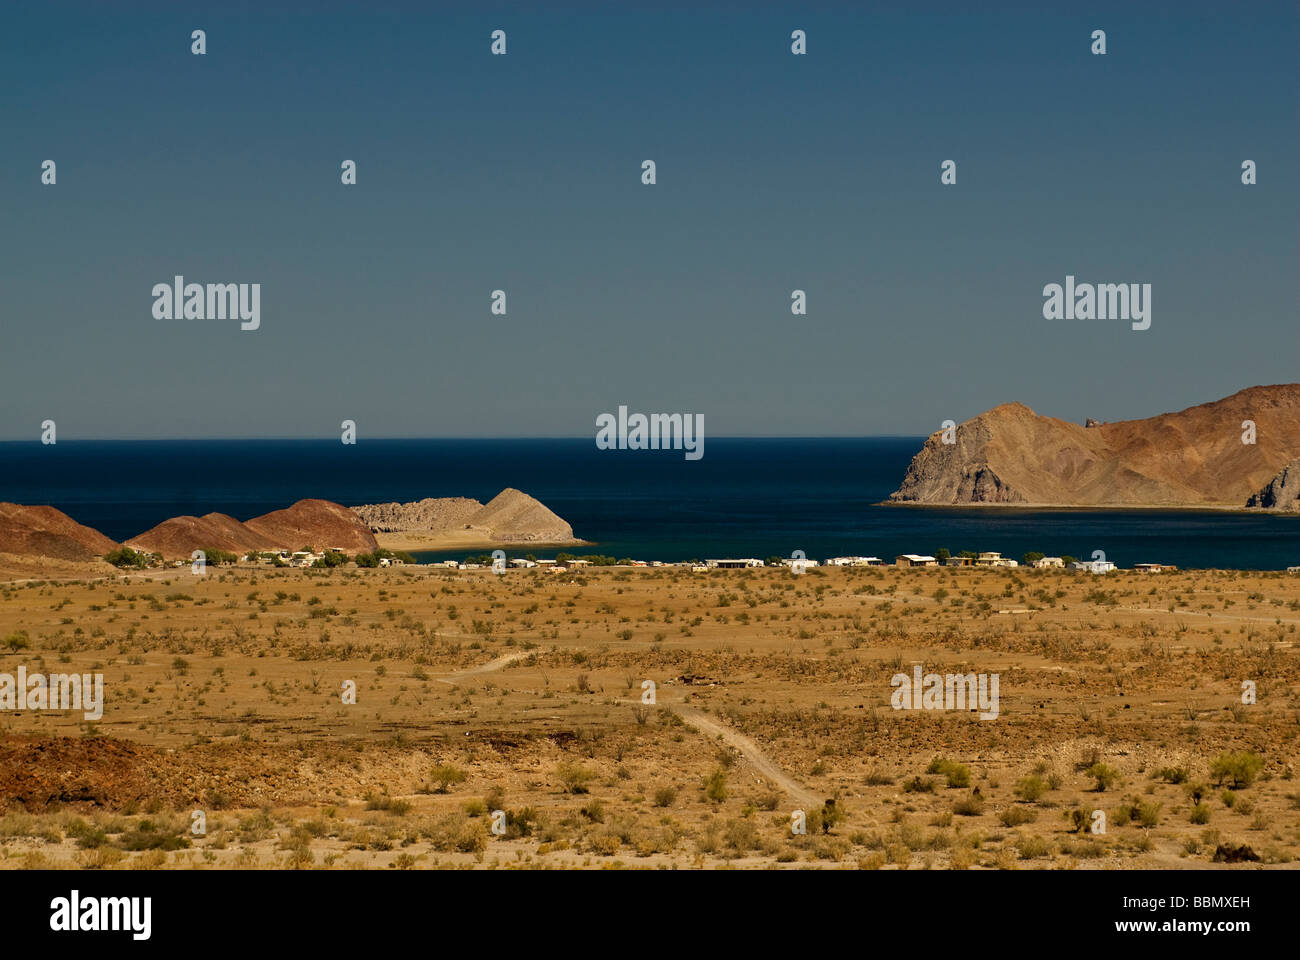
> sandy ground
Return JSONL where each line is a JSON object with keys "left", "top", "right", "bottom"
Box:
{"left": 373, "top": 532, "right": 590, "bottom": 553}
{"left": 0, "top": 562, "right": 1296, "bottom": 869}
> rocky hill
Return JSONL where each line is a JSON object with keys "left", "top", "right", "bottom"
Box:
{"left": 889, "top": 384, "right": 1300, "bottom": 507}
{"left": 352, "top": 488, "right": 578, "bottom": 543}
{"left": 351, "top": 497, "right": 483, "bottom": 534}
{"left": 244, "top": 499, "right": 379, "bottom": 552}
{"left": 127, "top": 513, "right": 277, "bottom": 557}
{"left": 128, "top": 499, "right": 378, "bottom": 558}
{"left": 0, "top": 503, "right": 119, "bottom": 561}
{"left": 1247, "top": 458, "right": 1300, "bottom": 511}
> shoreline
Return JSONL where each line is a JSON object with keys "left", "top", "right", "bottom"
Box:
{"left": 4, "top": 553, "right": 1296, "bottom": 584}
{"left": 373, "top": 531, "right": 593, "bottom": 553}
{"left": 880, "top": 501, "right": 1298, "bottom": 514}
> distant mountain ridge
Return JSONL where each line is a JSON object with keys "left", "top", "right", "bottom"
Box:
{"left": 889, "top": 384, "right": 1300, "bottom": 507}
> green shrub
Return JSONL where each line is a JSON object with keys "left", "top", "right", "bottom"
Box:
{"left": 704, "top": 768, "right": 728, "bottom": 803}
{"left": 1209, "top": 752, "right": 1264, "bottom": 789}
{"left": 1086, "top": 762, "right": 1121, "bottom": 792}
{"left": 557, "top": 762, "right": 595, "bottom": 795}
{"left": 926, "top": 756, "right": 971, "bottom": 788}
{"left": 103, "top": 547, "right": 149, "bottom": 569}
{"left": 1000, "top": 806, "right": 1037, "bottom": 827}
{"left": 429, "top": 764, "right": 468, "bottom": 793}
{"left": 653, "top": 786, "right": 677, "bottom": 808}
{"left": 1014, "top": 775, "right": 1048, "bottom": 802}
{"left": 1137, "top": 800, "right": 1162, "bottom": 828}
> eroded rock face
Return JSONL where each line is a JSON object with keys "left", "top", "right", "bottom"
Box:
{"left": 889, "top": 384, "right": 1300, "bottom": 506}
{"left": 1247, "top": 458, "right": 1300, "bottom": 511}
{"left": 349, "top": 498, "right": 482, "bottom": 534}
{"left": 351, "top": 488, "right": 577, "bottom": 543}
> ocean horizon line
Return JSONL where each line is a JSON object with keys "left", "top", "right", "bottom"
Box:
{"left": 0, "top": 435, "right": 928, "bottom": 444}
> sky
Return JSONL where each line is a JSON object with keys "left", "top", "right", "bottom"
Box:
{"left": 1, "top": 0, "right": 1296, "bottom": 439}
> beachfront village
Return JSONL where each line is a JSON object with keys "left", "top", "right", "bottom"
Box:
{"left": 98, "top": 544, "right": 1226, "bottom": 574}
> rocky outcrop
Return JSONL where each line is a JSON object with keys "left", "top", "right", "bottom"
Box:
{"left": 890, "top": 384, "right": 1300, "bottom": 506}
{"left": 469, "top": 488, "right": 576, "bottom": 543}
{"left": 0, "top": 504, "right": 119, "bottom": 561}
{"left": 350, "top": 497, "right": 483, "bottom": 534}
{"left": 351, "top": 488, "right": 578, "bottom": 543}
{"left": 1247, "top": 458, "right": 1300, "bottom": 511}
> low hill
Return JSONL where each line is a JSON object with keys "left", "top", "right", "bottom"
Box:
{"left": 0, "top": 503, "right": 119, "bottom": 561}
{"left": 245, "top": 499, "right": 379, "bottom": 553}
{"left": 467, "top": 488, "right": 576, "bottom": 542}
{"left": 126, "top": 513, "right": 277, "bottom": 557}
{"left": 128, "top": 500, "right": 378, "bottom": 558}
{"left": 889, "top": 384, "right": 1300, "bottom": 507}
{"left": 351, "top": 489, "right": 579, "bottom": 546}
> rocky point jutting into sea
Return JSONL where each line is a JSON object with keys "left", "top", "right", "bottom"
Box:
{"left": 888, "top": 384, "right": 1300, "bottom": 509}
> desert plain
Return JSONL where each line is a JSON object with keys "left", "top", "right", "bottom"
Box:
{"left": 0, "top": 557, "right": 1296, "bottom": 870}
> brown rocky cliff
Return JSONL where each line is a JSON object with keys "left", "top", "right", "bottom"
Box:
{"left": 1247, "top": 458, "right": 1300, "bottom": 511}
{"left": 889, "top": 385, "right": 1300, "bottom": 506}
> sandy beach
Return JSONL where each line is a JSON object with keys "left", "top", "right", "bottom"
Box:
{"left": 373, "top": 531, "right": 591, "bottom": 553}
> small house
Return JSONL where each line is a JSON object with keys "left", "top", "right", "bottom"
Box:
{"left": 895, "top": 554, "right": 937, "bottom": 567}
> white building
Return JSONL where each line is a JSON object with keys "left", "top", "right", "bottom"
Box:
{"left": 1032, "top": 556, "right": 1065, "bottom": 569}
{"left": 776, "top": 557, "right": 820, "bottom": 569}
{"left": 705, "top": 558, "right": 765, "bottom": 569}
{"left": 1070, "top": 559, "right": 1116, "bottom": 574}
{"left": 895, "top": 554, "right": 938, "bottom": 567}
{"left": 825, "top": 556, "right": 884, "bottom": 567}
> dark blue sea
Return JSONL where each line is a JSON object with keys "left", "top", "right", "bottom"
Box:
{"left": 1, "top": 439, "right": 1296, "bottom": 570}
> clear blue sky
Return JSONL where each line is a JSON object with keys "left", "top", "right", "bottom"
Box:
{"left": 2, "top": 1, "right": 1296, "bottom": 439}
